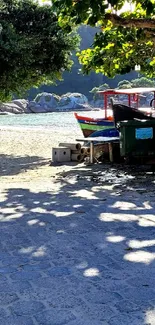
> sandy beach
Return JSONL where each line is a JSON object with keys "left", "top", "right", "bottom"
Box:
{"left": 0, "top": 126, "right": 83, "bottom": 184}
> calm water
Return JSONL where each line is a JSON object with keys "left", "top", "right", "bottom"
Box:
{"left": 0, "top": 112, "right": 75, "bottom": 129}
{"left": 0, "top": 111, "right": 103, "bottom": 131}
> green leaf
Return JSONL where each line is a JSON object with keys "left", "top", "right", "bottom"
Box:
{"left": 0, "top": 0, "right": 79, "bottom": 101}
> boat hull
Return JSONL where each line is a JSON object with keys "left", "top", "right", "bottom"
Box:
{"left": 111, "top": 101, "right": 154, "bottom": 126}
{"left": 74, "top": 113, "right": 114, "bottom": 137}
{"left": 75, "top": 104, "right": 155, "bottom": 137}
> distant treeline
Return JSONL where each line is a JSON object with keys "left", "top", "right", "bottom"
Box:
{"left": 90, "top": 77, "right": 155, "bottom": 100}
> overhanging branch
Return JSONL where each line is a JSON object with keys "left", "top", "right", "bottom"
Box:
{"left": 105, "top": 13, "right": 155, "bottom": 29}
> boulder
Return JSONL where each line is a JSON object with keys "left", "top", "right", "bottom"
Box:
{"left": 0, "top": 99, "right": 29, "bottom": 114}
{"left": 35, "top": 92, "right": 60, "bottom": 109}
{"left": 58, "top": 92, "right": 88, "bottom": 110}
{"left": 28, "top": 101, "right": 49, "bottom": 113}
{"left": 12, "top": 99, "right": 29, "bottom": 112}
{"left": 27, "top": 92, "right": 61, "bottom": 113}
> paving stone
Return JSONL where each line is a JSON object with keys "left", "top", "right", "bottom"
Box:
{"left": 0, "top": 256, "right": 30, "bottom": 267}
{"left": 0, "top": 316, "right": 35, "bottom": 325}
{"left": 35, "top": 309, "right": 76, "bottom": 325}
{"left": 0, "top": 274, "right": 8, "bottom": 282}
{"left": 114, "top": 299, "right": 141, "bottom": 313}
{"left": 10, "top": 300, "right": 45, "bottom": 316}
{"left": 10, "top": 280, "right": 32, "bottom": 292}
{"left": 20, "top": 262, "right": 51, "bottom": 272}
{"left": 84, "top": 288, "right": 123, "bottom": 304}
{"left": 0, "top": 292, "right": 19, "bottom": 305}
{"left": 108, "top": 312, "right": 144, "bottom": 325}
{"left": 18, "top": 286, "right": 84, "bottom": 309}
{"left": 67, "top": 320, "right": 108, "bottom": 325}
{"left": 0, "top": 308, "right": 9, "bottom": 318}
{"left": 127, "top": 276, "right": 155, "bottom": 288}
{"left": 10, "top": 270, "right": 42, "bottom": 281}
{"left": 1, "top": 177, "right": 155, "bottom": 324}
{"left": 0, "top": 280, "right": 31, "bottom": 293}
{"left": 74, "top": 303, "right": 116, "bottom": 321}
{"left": 30, "top": 276, "right": 68, "bottom": 290}
{"left": 0, "top": 266, "right": 17, "bottom": 274}
{"left": 47, "top": 267, "right": 71, "bottom": 277}
{"left": 119, "top": 287, "right": 155, "bottom": 304}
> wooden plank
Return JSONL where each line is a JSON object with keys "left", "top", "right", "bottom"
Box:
{"left": 108, "top": 143, "right": 113, "bottom": 162}
{"left": 76, "top": 136, "right": 119, "bottom": 143}
{"left": 89, "top": 142, "right": 93, "bottom": 164}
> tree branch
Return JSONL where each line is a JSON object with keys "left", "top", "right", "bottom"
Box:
{"left": 105, "top": 13, "right": 155, "bottom": 29}
{"left": 145, "top": 30, "right": 155, "bottom": 37}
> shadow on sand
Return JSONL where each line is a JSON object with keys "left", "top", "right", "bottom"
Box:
{"left": 0, "top": 154, "right": 49, "bottom": 176}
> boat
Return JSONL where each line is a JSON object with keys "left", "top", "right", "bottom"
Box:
{"left": 74, "top": 88, "right": 155, "bottom": 137}
{"left": 111, "top": 100, "right": 155, "bottom": 127}
{"left": 74, "top": 113, "right": 114, "bottom": 137}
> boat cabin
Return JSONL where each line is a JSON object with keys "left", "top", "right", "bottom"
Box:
{"left": 98, "top": 88, "right": 155, "bottom": 118}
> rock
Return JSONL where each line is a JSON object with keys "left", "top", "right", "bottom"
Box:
{"left": 36, "top": 92, "right": 59, "bottom": 110}
{"left": 0, "top": 100, "right": 29, "bottom": 114}
{"left": 28, "top": 92, "right": 91, "bottom": 112}
{"left": 12, "top": 99, "right": 29, "bottom": 112}
{"left": 28, "top": 101, "right": 49, "bottom": 113}
{"left": 58, "top": 92, "right": 89, "bottom": 110}
{"left": 0, "top": 111, "right": 13, "bottom": 115}
{"left": 0, "top": 92, "right": 91, "bottom": 114}
{"left": 27, "top": 92, "right": 60, "bottom": 113}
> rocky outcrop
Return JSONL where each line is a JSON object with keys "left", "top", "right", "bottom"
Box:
{"left": 0, "top": 92, "right": 92, "bottom": 114}
{"left": 0, "top": 99, "right": 29, "bottom": 115}
{"left": 28, "top": 93, "right": 60, "bottom": 113}
{"left": 27, "top": 92, "right": 91, "bottom": 113}
{"left": 58, "top": 92, "right": 89, "bottom": 110}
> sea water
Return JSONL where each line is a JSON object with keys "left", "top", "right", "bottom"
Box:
{"left": 0, "top": 112, "right": 76, "bottom": 129}
{"left": 0, "top": 110, "right": 104, "bottom": 131}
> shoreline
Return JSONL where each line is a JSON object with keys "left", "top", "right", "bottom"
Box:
{"left": 0, "top": 125, "right": 72, "bottom": 132}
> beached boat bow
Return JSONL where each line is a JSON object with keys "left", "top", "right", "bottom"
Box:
{"left": 74, "top": 87, "right": 155, "bottom": 137}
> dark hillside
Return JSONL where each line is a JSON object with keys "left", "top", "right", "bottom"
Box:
{"left": 28, "top": 26, "right": 137, "bottom": 100}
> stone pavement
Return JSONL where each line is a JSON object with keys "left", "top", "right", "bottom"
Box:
{"left": 0, "top": 165, "right": 155, "bottom": 324}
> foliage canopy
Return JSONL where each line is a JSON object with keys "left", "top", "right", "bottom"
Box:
{"left": 52, "top": 0, "right": 155, "bottom": 78}
{"left": 0, "top": 0, "right": 79, "bottom": 101}
{"left": 118, "top": 77, "right": 155, "bottom": 88}
{"left": 90, "top": 77, "right": 155, "bottom": 99}
{"left": 90, "top": 83, "right": 110, "bottom": 99}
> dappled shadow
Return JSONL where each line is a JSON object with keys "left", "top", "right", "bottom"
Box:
{"left": 1, "top": 167, "right": 155, "bottom": 323}
{"left": 58, "top": 162, "right": 155, "bottom": 191}
{"left": 0, "top": 154, "right": 49, "bottom": 176}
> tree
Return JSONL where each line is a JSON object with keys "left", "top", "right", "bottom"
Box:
{"left": 52, "top": 0, "right": 155, "bottom": 79}
{"left": 131, "top": 77, "right": 155, "bottom": 88}
{"left": 0, "top": 0, "right": 79, "bottom": 101}
{"left": 90, "top": 83, "right": 110, "bottom": 100}
{"left": 117, "top": 80, "right": 132, "bottom": 89}
{"left": 117, "top": 77, "right": 155, "bottom": 88}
